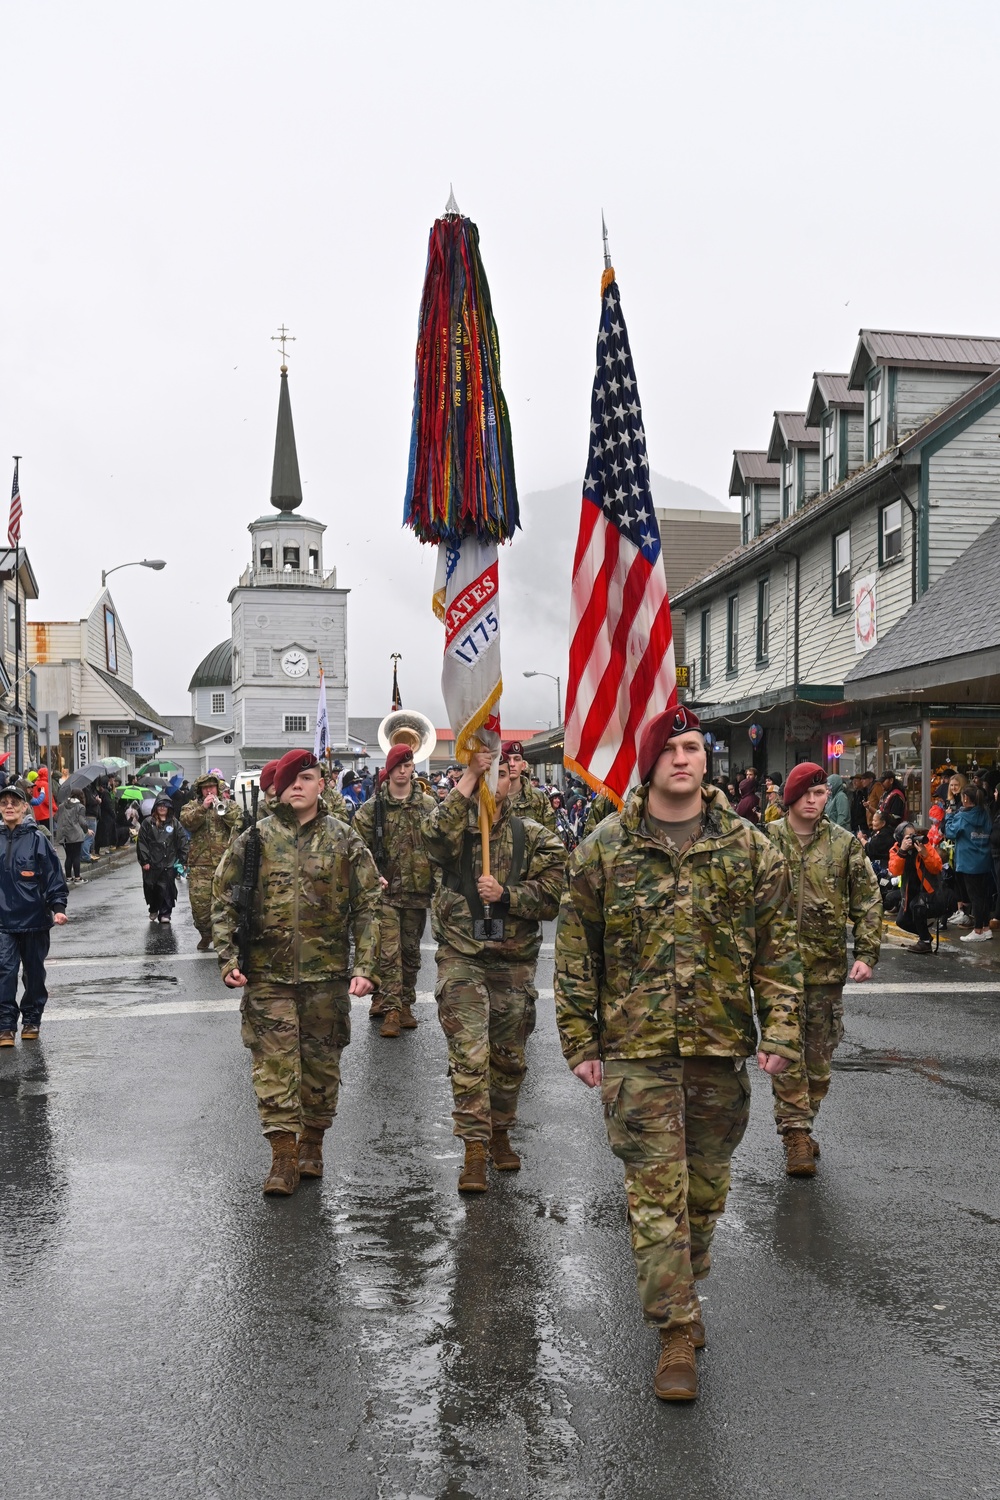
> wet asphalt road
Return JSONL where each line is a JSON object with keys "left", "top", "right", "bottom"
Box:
{"left": 2, "top": 863, "right": 1000, "bottom": 1500}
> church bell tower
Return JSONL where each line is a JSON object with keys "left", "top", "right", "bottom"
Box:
{"left": 229, "top": 334, "right": 350, "bottom": 770}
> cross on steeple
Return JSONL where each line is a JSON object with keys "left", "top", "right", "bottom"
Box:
{"left": 271, "top": 324, "right": 296, "bottom": 371}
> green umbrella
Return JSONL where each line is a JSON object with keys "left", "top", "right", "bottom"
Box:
{"left": 135, "top": 759, "right": 184, "bottom": 778}
{"left": 101, "top": 757, "right": 129, "bottom": 772}
{"left": 118, "top": 786, "right": 145, "bottom": 801}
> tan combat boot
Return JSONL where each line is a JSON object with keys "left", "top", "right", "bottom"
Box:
{"left": 262, "top": 1132, "right": 300, "bottom": 1196}
{"left": 298, "top": 1127, "right": 326, "bottom": 1179}
{"left": 490, "top": 1130, "right": 521, "bottom": 1171}
{"left": 654, "top": 1327, "right": 698, "bottom": 1401}
{"left": 399, "top": 1003, "right": 418, "bottom": 1030}
{"left": 380, "top": 1009, "right": 401, "bottom": 1038}
{"left": 784, "top": 1130, "right": 817, "bottom": 1177}
{"left": 369, "top": 995, "right": 389, "bottom": 1018}
{"left": 196, "top": 935, "right": 212, "bottom": 952}
{"left": 458, "top": 1140, "right": 488, "bottom": 1193}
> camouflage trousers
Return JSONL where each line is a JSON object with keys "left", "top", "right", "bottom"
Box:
{"left": 434, "top": 955, "right": 538, "bottom": 1141}
{"left": 601, "top": 1056, "right": 751, "bottom": 1330}
{"left": 376, "top": 903, "right": 426, "bottom": 1007}
{"left": 771, "top": 983, "right": 845, "bottom": 1135}
{"left": 187, "top": 866, "right": 215, "bottom": 940}
{"left": 240, "top": 980, "right": 352, "bottom": 1136}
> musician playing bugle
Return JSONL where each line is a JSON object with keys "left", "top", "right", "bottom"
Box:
{"left": 180, "top": 771, "right": 243, "bottom": 950}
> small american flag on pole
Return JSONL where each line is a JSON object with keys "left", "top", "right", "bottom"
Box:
{"left": 563, "top": 261, "right": 676, "bottom": 804}
{"left": 8, "top": 459, "right": 22, "bottom": 548}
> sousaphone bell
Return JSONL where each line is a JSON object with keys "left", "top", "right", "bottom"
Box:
{"left": 377, "top": 709, "right": 437, "bottom": 764}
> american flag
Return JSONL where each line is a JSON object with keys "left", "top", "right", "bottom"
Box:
{"left": 8, "top": 460, "right": 22, "bottom": 549}
{"left": 563, "top": 271, "right": 676, "bottom": 803}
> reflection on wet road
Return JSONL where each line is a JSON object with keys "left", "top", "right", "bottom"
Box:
{"left": 1, "top": 862, "right": 999, "bottom": 1498}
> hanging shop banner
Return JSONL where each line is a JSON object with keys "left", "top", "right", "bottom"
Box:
{"left": 854, "top": 575, "right": 877, "bottom": 653}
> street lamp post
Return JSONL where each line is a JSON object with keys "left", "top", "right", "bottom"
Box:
{"left": 101, "top": 559, "right": 167, "bottom": 589}
{"left": 523, "top": 670, "right": 563, "bottom": 788}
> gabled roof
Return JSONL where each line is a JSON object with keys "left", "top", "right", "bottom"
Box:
{"left": 766, "top": 411, "right": 820, "bottom": 464}
{"left": 846, "top": 515, "right": 1000, "bottom": 687}
{"left": 728, "top": 450, "right": 780, "bottom": 497}
{"left": 91, "top": 666, "right": 171, "bottom": 735}
{"left": 848, "top": 329, "right": 1000, "bottom": 388}
{"left": 188, "top": 640, "right": 232, "bottom": 691}
{"left": 805, "top": 373, "right": 863, "bottom": 427}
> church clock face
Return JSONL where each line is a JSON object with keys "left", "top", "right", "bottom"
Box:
{"left": 281, "top": 648, "right": 309, "bottom": 678}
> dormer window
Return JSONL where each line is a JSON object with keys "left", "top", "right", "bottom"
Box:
{"left": 782, "top": 453, "right": 794, "bottom": 518}
{"left": 867, "top": 371, "right": 882, "bottom": 460}
{"left": 822, "top": 413, "right": 837, "bottom": 491}
{"left": 742, "top": 485, "right": 753, "bottom": 545}
{"left": 283, "top": 545, "right": 300, "bottom": 571}
{"left": 259, "top": 546, "right": 273, "bottom": 570}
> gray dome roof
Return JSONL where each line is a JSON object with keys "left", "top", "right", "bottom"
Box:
{"left": 188, "top": 639, "right": 232, "bottom": 691}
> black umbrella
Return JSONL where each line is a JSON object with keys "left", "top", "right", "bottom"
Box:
{"left": 54, "top": 763, "right": 108, "bottom": 805}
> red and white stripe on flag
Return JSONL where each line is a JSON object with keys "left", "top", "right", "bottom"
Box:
{"left": 433, "top": 536, "right": 503, "bottom": 816}
{"left": 563, "top": 271, "right": 676, "bottom": 805}
{"left": 8, "top": 462, "right": 22, "bottom": 549}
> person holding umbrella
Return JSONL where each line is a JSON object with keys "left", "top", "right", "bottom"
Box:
{"left": 137, "top": 794, "right": 188, "bottom": 923}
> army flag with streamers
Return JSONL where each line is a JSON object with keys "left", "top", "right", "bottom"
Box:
{"left": 433, "top": 537, "right": 502, "bottom": 816}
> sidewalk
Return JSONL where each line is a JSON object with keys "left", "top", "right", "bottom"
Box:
{"left": 881, "top": 911, "right": 1000, "bottom": 969}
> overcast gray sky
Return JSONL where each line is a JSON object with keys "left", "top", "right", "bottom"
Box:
{"left": 5, "top": 0, "right": 1000, "bottom": 730}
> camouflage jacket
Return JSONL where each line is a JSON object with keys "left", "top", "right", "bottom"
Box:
{"left": 554, "top": 785, "right": 803, "bottom": 1068}
{"left": 766, "top": 815, "right": 882, "bottom": 983}
{"left": 179, "top": 793, "right": 243, "bottom": 868}
{"left": 510, "top": 773, "right": 557, "bottom": 831}
{"left": 211, "top": 802, "right": 381, "bottom": 985}
{"left": 321, "top": 785, "right": 351, "bottom": 822}
{"left": 422, "top": 787, "right": 566, "bottom": 963}
{"left": 353, "top": 782, "right": 437, "bottom": 908}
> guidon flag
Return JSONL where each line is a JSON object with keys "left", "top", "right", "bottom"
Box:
{"left": 563, "top": 261, "right": 676, "bottom": 805}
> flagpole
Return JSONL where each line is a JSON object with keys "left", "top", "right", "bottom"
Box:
{"left": 11, "top": 457, "right": 20, "bottom": 775}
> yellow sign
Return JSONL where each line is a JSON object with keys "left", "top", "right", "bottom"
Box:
{"left": 676, "top": 664, "right": 690, "bottom": 688}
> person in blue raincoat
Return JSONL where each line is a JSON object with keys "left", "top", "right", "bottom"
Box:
{"left": 0, "top": 783, "right": 69, "bottom": 1045}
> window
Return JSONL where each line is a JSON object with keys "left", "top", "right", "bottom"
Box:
{"left": 833, "top": 528, "right": 851, "bottom": 611}
{"left": 822, "top": 413, "right": 837, "bottom": 491}
{"left": 259, "top": 546, "right": 273, "bottom": 570}
{"left": 796, "top": 448, "right": 806, "bottom": 508}
{"left": 6, "top": 595, "right": 18, "bottom": 654}
{"left": 867, "top": 371, "right": 882, "bottom": 460}
{"left": 699, "top": 609, "right": 711, "bottom": 686}
{"left": 282, "top": 545, "right": 300, "bottom": 571}
{"left": 308, "top": 548, "right": 319, "bottom": 574}
{"left": 211, "top": 692, "right": 226, "bottom": 715}
{"left": 283, "top": 714, "right": 308, "bottom": 734}
{"left": 254, "top": 648, "right": 272, "bottom": 676}
{"left": 880, "top": 499, "right": 902, "bottom": 564}
{"left": 232, "top": 649, "right": 240, "bottom": 681}
{"left": 742, "top": 486, "right": 752, "bottom": 545}
{"left": 726, "top": 593, "right": 739, "bottom": 674}
{"left": 782, "top": 452, "right": 794, "bottom": 518}
{"left": 756, "top": 577, "right": 770, "bottom": 663}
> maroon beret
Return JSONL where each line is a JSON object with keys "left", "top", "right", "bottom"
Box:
{"left": 501, "top": 740, "right": 524, "bottom": 757}
{"left": 259, "top": 759, "right": 279, "bottom": 792}
{"left": 384, "top": 744, "right": 414, "bottom": 777}
{"left": 783, "top": 762, "right": 827, "bottom": 807}
{"left": 637, "top": 706, "right": 702, "bottom": 782}
{"left": 273, "top": 750, "right": 321, "bottom": 800}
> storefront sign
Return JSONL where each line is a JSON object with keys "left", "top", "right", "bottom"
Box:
{"left": 96, "top": 723, "right": 130, "bottom": 736}
{"left": 75, "top": 730, "right": 90, "bottom": 768}
{"left": 854, "top": 575, "right": 878, "bottom": 653}
{"left": 123, "top": 738, "right": 158, "bottom": 756}
{"left": 787, "top": 711, "right": 821, "bottom": 744}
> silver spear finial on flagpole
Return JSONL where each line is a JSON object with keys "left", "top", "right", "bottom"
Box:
{"left": 602, "top": 210, "right": 612, "bottom": 271}
{"left": 444, "top": 183, "right": 460, "bottom": 216}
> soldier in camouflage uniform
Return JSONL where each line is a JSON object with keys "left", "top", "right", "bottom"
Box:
{"left": 212, "top": 749, "right": 380, "bottom": 1196}
{"left": 180, "top": 773, "right": 243, "bottom": 949}
{"left": 353, "top": 744, "right": 437, "bottom": 1036}
{"left": 765, "top": 762, "right": 882, "bottom": 1176}
{"left": 422, "top": 747, "right": 566, "bottom": 1192}
{"left": 504, "top": 740, "right": 557, "bottom": 831}
{"left": 555, "top": 706, "right": 802, "bottom": 1402}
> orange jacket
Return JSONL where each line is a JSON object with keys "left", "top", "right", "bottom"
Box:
{"left": 888, "top": 841, "right": 942, "bottom": 909}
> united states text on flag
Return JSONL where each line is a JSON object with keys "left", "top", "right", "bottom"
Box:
{"left": 433, "top": 537, "right": 502, "bottom": 817}
{"left": 8, "top": 460, "right": 22, "bottom": 549}
{"left": 563, "top": 269, "right": 676, "bottom": 804}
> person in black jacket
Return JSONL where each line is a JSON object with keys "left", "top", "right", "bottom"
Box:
{"left": 137, "top": 794, "right": 187, "bottom": 923}
{"left": 0, "top": 784, "right": 69, "bottom": 1045}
